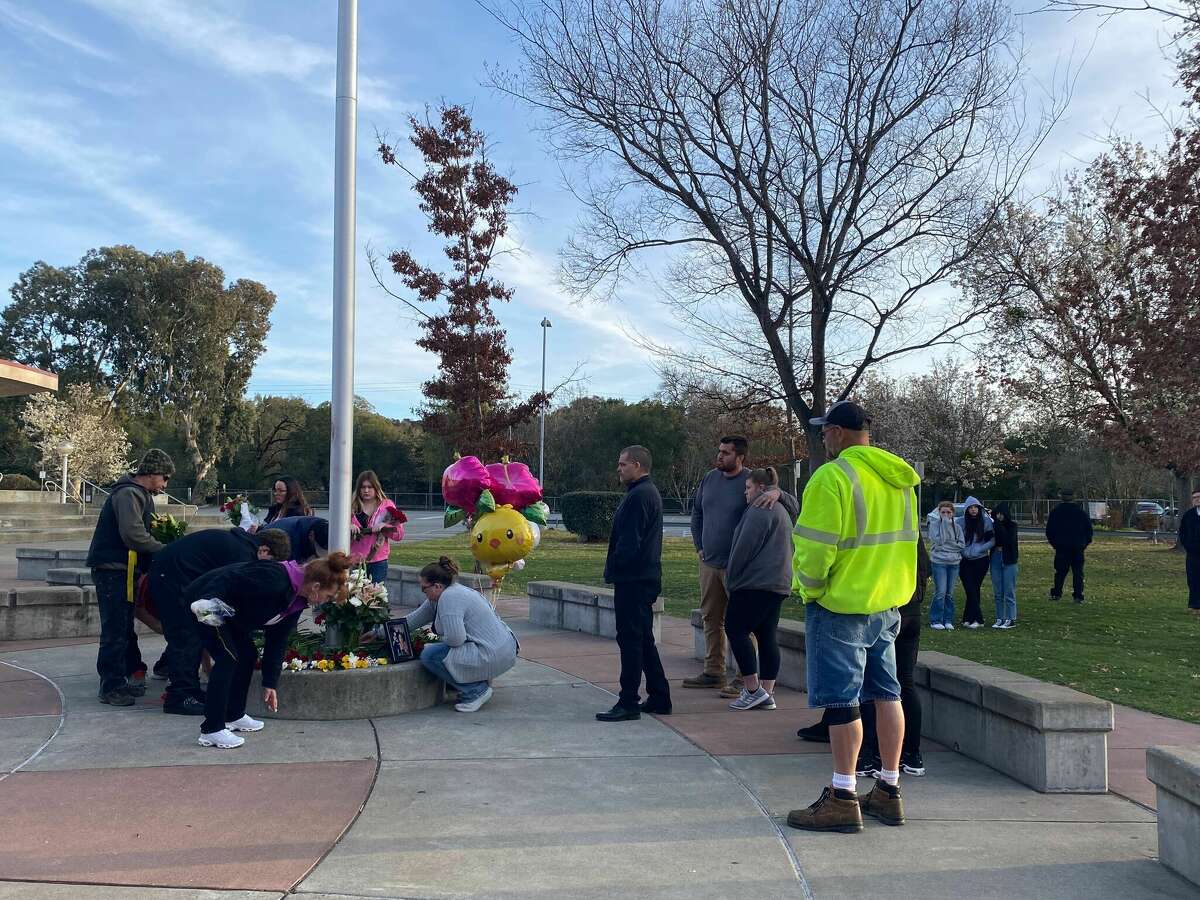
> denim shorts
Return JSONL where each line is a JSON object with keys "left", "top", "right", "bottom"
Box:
{"left": 805, "top": 603, "right": 901, "bottom": 708}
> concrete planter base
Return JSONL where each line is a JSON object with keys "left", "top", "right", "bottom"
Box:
{"left": 247, "top": 660, "right": 445, "bottom": 720}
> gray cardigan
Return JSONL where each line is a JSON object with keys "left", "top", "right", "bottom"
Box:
{"left": 724, "top": 503, "right": 795, "bottom": 595}
{"left": 406, "top": 583, "right": 518, "bottom": 684}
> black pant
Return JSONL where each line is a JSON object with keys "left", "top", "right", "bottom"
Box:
{"left": 724, "top": 589, "right": 785, "bottom": 680}
{"left": 613, "top": 580, "right": 671, "bottom": 710}
{"left": 959, "top": 556, "right": 990, "bottom": 624}
{"left": 1052, "top": 547, "right": 1086, "bottom": 599}
{"left": 198, "top": 623, "right": 257, "bottom": 734}
{"left": 1187, "top": 552, "right": 1200, "bottom": 609}
{"left": 94, "top": 569, "right": 144, "bottom": 694}
{"left": 861, "top": 611, "right": 922, "bottom": 756}
{"left": 151, "top": 571, "right": 205, "bottom": 703}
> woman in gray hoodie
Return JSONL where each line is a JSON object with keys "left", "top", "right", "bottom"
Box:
{"left": 956, "top": 496, "right": 995, "bottom": 628}
{"left": 722, "top": 467, "right": 794, "bottom": 711}
{"left": 927, "top": 500, "right": 965, "bottom": 630}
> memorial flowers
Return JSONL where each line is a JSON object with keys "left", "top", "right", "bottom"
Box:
{"left": 220, "top": 494, "right": 257, "bottom": 528}
{"left": 316, "top": 566, "right": 390, "bottom": 651}
{"left": 280, "top": 649, "right": 390, "bottom": 673}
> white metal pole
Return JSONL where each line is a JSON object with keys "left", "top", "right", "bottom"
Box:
{"left": 328, "top": 0, "right": 358, "bottom": 553}
{"left": 539, "top": 318, "right": 550, "bottom": 486}
{"left": 60, "top": 453, "right": 68, "bottom": 505}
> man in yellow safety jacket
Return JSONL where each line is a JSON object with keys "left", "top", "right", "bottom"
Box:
{"left": 786, "top": 401, "right": 919, "bottom": 834}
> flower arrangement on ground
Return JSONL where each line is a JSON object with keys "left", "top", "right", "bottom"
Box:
{"left": 411, "top": 626, "right": 440, "bottom": 656}
{"left": 220, "top": 494, "right": 257, "bottom": 528}
{"left": 314, "top": 565, "right": 390, "bottom": 651}
{"left": 281, "top": 649, "right": 390, "bottom": 673}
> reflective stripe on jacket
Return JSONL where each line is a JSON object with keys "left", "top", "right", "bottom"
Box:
{"left": 792, "top": 444, "right": 920, "bottom": 615}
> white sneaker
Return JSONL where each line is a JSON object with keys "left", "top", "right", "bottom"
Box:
{"left": 966, "top": 622, "right": 981, "bottom": 629}
{"left": 198, "top": 729, "right": 244, "bottom": 749}
{"left": 944, "top": 623, "right": 954, "bottom": 631}
{"left": 991, "top": 619, "right": 1003, "bottom": 628}
{"left": 1001, "top": 619, "right": 1016, "bottom": 629}
{"left": 455, "top": 686, "right": 493, "bottom": 713}
{"left": 226, "top": 715, "right": 264, "bottom": 732}
{"left": 931, "top": 623, "right": 946, "bottom": 630}
{"left": 729, "top": 687, "right": 770, "bottom": 710}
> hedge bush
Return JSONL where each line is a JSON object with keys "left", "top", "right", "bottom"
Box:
{"left": 561, "top": 491, "right": 623, "bottom": 542}
{"left": 0, "top": 473, "right": 40, "bottom": 491}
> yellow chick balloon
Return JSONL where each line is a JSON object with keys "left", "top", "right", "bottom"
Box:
{"left": 470, "top": 505, "right": 534, "bottom": 580}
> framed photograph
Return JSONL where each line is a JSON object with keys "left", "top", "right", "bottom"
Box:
{"left": 385, "top": 617, "right": 414, "bottom": 663}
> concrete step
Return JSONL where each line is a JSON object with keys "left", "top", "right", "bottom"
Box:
{"left": 0, "top": 515, "right": 100, "bottom": 529}
{"left": 0, "top": 527, "right": 99, "bottom": 545}
{"left": 46, "top": 567, "right": 93, "bottom": 586}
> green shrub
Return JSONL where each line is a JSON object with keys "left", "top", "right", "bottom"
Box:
{"left": 0, "top": 473, "right": 40, "bottom": 491}
{"left": 561, "top": 491, "right": 623, "bottom": 542}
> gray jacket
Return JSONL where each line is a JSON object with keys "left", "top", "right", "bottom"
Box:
{"left": 724, "top": 503, "right": 794, "bottom": 595}
{"left": 406, "top": 583, "right": 518, "bottom": 684}
{"left": 926, "top": 512, "right": 965, "bottom": 565}
{"left": 691, "top": 468, "right": 799, "bottom": 569}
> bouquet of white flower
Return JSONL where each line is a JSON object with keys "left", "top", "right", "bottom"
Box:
{"left": 317, "top": 566, "right": 390, "bottom": 650}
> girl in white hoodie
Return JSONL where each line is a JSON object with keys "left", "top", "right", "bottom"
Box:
{"left": 926, "top": 500, "right": 965, "bottom": 630}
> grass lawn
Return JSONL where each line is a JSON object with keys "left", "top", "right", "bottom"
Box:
{"left": 393, "top": 531, "right": 1200, "bottom": 724}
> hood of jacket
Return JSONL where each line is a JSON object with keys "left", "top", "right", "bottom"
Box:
{"left": 962, "top": 495, "right": 984, "bottom": 513}
{"left": 839, "top": 445, "right": 920, "bottom": 489}
{"left": 992, "top": 501, "right": 1013, "bottom": 524}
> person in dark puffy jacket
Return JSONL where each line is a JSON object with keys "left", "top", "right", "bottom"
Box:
{"left": 989, "top": 502, "right": 1019, "bottom": 628}
{"left": 1045, "top": 490, "right": 1093, "bottom": 603}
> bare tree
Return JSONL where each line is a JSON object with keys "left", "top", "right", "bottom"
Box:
{"left": 485, "top": 0, "right": 1062, "bottom": 469}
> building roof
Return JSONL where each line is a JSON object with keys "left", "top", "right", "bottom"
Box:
{"left": 0, "top": 359, "right": 58, "bottom": 397}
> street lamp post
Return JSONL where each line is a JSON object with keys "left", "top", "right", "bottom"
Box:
{"left": 539, "top": 318, "right": 552, "bottom": 488}
{"left": 58, "top": 440, "right": 74, "bottom": 505}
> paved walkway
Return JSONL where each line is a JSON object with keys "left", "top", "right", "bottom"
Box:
{"left": 1, "top": 603, "right": 1197, "bottom": 899}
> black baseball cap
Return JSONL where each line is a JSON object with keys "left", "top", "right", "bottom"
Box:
{"left": 809, "top": 400, "right": 871, "bottom": 431}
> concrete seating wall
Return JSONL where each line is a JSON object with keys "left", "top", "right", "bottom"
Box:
{"left": 690, "top": 609, "right": 1114, "bottom": 794}
{"left": 528, "top": 581, "right": 664, "bottom": 642}
{"left": 384, "top": 566, "right": 493, "bottom": 609}
{"left": 16, "top": 548, "right": 91, "bottom": 581}
{"left": 0, "top": 584, "right": 155, "bottom": 641}
{"left": 1146, "top": 746, "right": 1200, "bottom": 888}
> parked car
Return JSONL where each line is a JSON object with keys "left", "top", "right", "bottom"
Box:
{"left": 1136, "top": 501, "right": 1166, "bottom": 517}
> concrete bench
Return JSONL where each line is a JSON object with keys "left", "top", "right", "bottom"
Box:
{"left": 690, "top": 608, "right": 1113, "bottom": 793}
{"left": 383, "top": 565, "right": 493, "bottom": 608}
{"left": 1, "top": 586, "right": 99, "bottom": 640}
{"left": 1147, "top": 746, "right": 1200, "bottom": 888}
{"left": 530, "top": 581, "right": 664, "bottom": 642}
{"left": 46, "top": 567, "right": 93, "bottom": 587}
{"left": 15, "top": 547, "right": 58, "bottom": 581}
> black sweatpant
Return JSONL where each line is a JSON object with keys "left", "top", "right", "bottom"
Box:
{"left": 862, "top": 610, "right": 923, "bottom": 757}
{"left": 613, "top": 580, "right": 671, "bottom": 710}
{"left": 94, "top": 569, "right": 145, "bottom": 694}
{"left": 724, "top": 589, "right": 786, "bottom": 680}
{"left": 1051, "top": 547, "right": 1086, "bottom": 599}
{"left": 959, "top": 556, "right": 990, "bottom": 624}
{"left": 1187, "top": 552, "right": 1200, "bottom": 610}
{"left": 198, "top": 623, "right": 257, "bottom": 734}
{"left": 150, "top": 571, "right": 205, "bottom": 704}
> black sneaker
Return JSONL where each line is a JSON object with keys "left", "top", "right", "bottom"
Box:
{"left": 98, "top": 688, "right": 134, "bottom": 707}
{"left": 900, "top": 750, "right": 926, "bottom": 776}
{"left": 855, "top": 754, "right": 881, "bottom": 778}
{"left": 124, "top": 676, "right": 147, "bottom": 698}
{"left": 163, "top": 696, "right": 206, "bottom": 716}
{"left": 1049, "top": 591, "right": 1061, "bottom": 601}
{"left": 797, "top": 722, "right": 831, "bottom": 743}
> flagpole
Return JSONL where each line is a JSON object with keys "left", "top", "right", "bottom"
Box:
{"left": 329, "top": 0, "right": 358, "bottom": 552}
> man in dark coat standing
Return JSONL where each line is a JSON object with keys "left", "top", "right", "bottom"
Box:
{"left": 85, "top": 449, "right": 174, "bottom": 706}
{"left": 1046, "top": 490, "right": 1093, "bottom": 603}
{"left": 1179, "top": 488, "right": 1200, "bottom": 614}
{"left": 596, "top": 445, "right": 671, "bottom": 722}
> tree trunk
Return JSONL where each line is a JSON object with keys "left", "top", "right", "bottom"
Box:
{"left": 804, "top": 426, "right": 826, "bottom": 478}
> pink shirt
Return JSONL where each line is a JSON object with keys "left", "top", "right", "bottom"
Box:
{"left": 349, "top": 500, "right": 405, "bottom": 563}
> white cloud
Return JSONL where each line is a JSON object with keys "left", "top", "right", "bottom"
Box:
{"left": 0, "top": 0, "right": 116, "bottom": 61}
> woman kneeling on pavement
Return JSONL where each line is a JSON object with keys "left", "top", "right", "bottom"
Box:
{"left": 184, "top": 552, "right": 353, "bottom": 748}
{"left": 722, "top": 467, "right": 794, "bottom": 711}
{"left": 409, "top": 557, "right": 519, "bottom": 713}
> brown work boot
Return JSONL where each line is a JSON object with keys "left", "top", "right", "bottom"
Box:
{"left": 786, "top": 786, "right": 863, "bottom": 833}
{"left": 682, "top": 672, "right": 724, "bottom": 689}
{"left": 858, "top": 778, "right": 905, "bottom": 826}
{"left": 719, "top": 677, "right": 744, "bottom": 698}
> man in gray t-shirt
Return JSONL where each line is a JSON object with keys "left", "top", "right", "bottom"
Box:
{"left": 685, "top": 436, "right": 798, "bottom": 692}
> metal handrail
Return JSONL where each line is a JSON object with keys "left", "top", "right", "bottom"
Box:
{"left": 42, "top": 479, "right": 86, "bottom": 515}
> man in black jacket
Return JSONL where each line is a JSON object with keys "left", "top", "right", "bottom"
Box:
{"left": 85, "top": 449, "right": 174, "bottom": 707}
{"left": 149, "top": 527, "right": 292, "bottom": 715}
{"left": 1046, "top": 490, "right": 1093, "bottom": 603}
{"left": 596, "top": 445, "right": 671, "bottom": 722}
{"left": 1179, "top": 488, "right": 1200, "bottom": 613}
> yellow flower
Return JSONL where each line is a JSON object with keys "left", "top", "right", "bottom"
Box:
{"left": 356, "top": 659, "right": 369, "bottom": 668}
{"left": 376, "top": 658, "right": 388, "bottom": 666}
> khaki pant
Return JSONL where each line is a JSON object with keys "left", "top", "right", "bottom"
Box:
{"left": 698, "top": 561, "right": 730, "bottom": 676}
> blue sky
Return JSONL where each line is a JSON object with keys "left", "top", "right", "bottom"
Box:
{"left": 0, "top": 0, "right": 1185, "bottom": 419}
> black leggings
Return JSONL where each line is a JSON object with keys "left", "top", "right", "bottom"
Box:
{"left": 861, "top": 611, "right": 922, "bottom": 756}
{"left": 959, "top": 556, "right": 990, "bottom": 624}
{"left": 197, "top": 623, "right": 257, "bottom": 734}
{"left": 724, "top": 589, "right": 786, "bottom": 680}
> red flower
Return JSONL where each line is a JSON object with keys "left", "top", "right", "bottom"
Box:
{"left": 314, "top": 613, "right": 326, "bottom": 625}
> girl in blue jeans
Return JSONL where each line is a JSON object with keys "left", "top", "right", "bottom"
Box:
{"left": 989, "top": 501, "right": 1019, "bottom": 627}
{"left": 926, "top": 500, "right": 965, "bottom": 629}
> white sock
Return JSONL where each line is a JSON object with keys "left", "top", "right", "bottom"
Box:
{"left": 831, "top": 772, "right": 856, "bottom": 793}
{"left": 879, "top": 768, "right": 900, "bottom": 786}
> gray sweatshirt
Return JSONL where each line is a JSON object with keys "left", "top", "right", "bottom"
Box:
{"left": 926, "top": 512, "right": 965, "bottom": 565}
{"left": 405, "top": 583, "right": 518, "bottom": 684}
{"left": 690, "top": 468, "right": 799, "bottom": 568}
{"left": 724, "top": 503, "right": 795, "bottom": 595}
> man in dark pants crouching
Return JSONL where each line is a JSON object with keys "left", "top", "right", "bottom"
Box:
{"left": 86, "top": 449, "right": 174, "bottom": 707}
{"left": 596, "top": 445, "right": 672, "bottom": 722}
{"left": 149, "top": 527, "right": 292, "bottom": 715}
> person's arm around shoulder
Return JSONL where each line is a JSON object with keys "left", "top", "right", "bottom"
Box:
{"left": 114, "top": 489, "right": 164, "bottom": 555}
{"left": 761, "top": 488, "right": 799, "bottom": 522}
